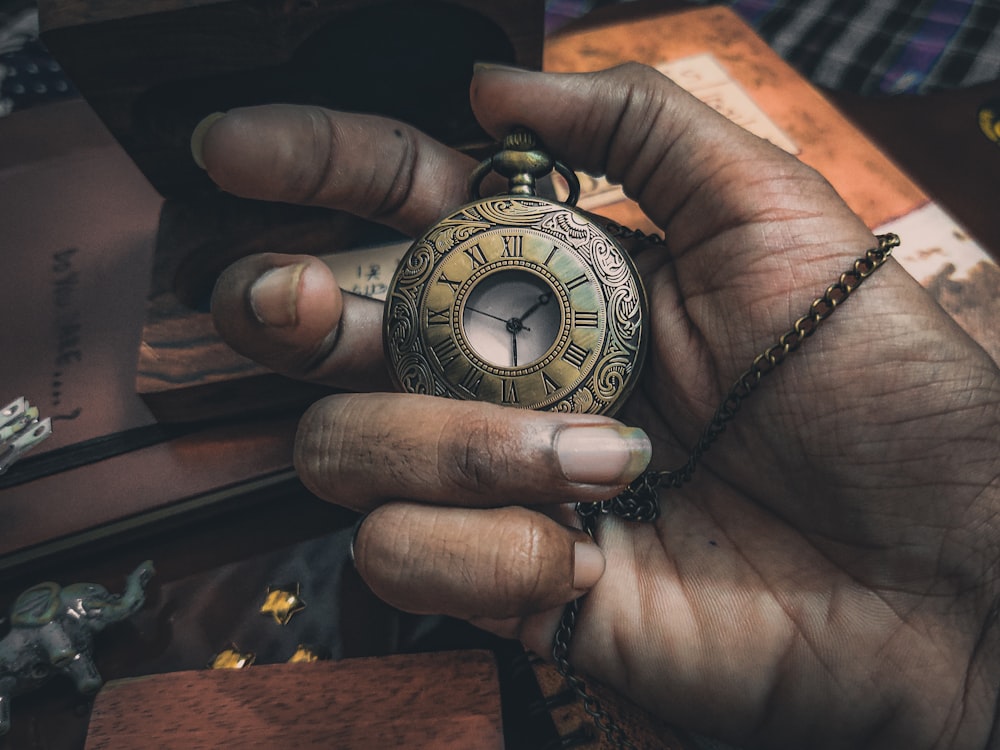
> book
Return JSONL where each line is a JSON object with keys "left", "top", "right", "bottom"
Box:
{"left": 0, "top": 100, "right": 304, "bottom": 572}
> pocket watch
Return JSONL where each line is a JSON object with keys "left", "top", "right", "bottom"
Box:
{"left": 383, "top": 128, "right": 648, "bottom": 416}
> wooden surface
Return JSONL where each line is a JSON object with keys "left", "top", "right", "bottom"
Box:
{"left": 84, "top": 651, "right": 504, "bottom": 749}
{"left": 0, "top": 413, "right": 303, "bottom": 572}
{"left": 529, "top": 656, "right": 696, "bottom": 750}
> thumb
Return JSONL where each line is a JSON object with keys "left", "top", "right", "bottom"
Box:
{"left": 469, "top": 62, "right": 880, "bottom": 379}
{"left": 469, "top": 63, "right": 866, "bottom": 250}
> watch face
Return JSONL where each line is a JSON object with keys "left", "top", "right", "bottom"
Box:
{"left": 460, "top": 266, "right": 564, "bottom": 369}
{"left": 384, "top": 196, "right": 647, "bottom": 415}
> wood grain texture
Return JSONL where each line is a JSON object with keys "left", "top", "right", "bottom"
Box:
{"left": 85, "top": 651, "right": 503, "bottom": 749}
{"left": 529, "top": 656, "right": 697, "bottom": 750}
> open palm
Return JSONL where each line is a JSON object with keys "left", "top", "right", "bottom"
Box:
{"left": 204, "top": 65, "right": 999, "bottom": 749}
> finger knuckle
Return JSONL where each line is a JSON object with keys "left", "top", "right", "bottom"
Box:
{"left": 287, "top": 107, "right": 338, "bottom": 205}
{"left": 491, "top": 511, "right": 565, "bottom": 612}
{"left": 605, "top": 70, "right": 674, "bottom": 186}
{"left": 502, "top": 524, "right": 546, "bottom": 601}
{"left": 293, "top": 395, "right": 371, "bottom": 508}
{"left": 437, "top": 413, "right": 518, "bottom": 498}
{"left": 283, "top": 327, "right": 341, "bottom": 380}
{"left": 365, "top": 124, "right": 420, "bottom": 222}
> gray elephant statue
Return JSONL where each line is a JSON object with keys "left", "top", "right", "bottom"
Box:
{"left": 0, "top": 560, "right": 154, "bottom": 735}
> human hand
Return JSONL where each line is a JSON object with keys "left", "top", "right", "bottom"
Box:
{"left": 202, "top": 64, "right": 1000, "bottom": 749}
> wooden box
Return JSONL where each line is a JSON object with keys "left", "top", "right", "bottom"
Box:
{"left": 38, "top": 0, "right": 543, "bottom": 198}
{"left": 37, "top": 0, "right": 545, "bottom": 421}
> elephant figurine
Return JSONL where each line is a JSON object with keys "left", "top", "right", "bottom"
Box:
{"left": 0, "top": 560, "right": 154, "bottom": 735}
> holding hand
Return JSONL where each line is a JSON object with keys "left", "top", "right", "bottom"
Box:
{"left": 201, "top": 64, "right": 999, "bottom": 749}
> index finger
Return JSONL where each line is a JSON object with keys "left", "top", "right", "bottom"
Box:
{"left": 294, "top": 392, "right": 651, "bottom": 512}
{"left": 195, "top": 105, "right": 478, "bottom": 237}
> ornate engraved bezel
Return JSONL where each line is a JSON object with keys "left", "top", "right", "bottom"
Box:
{"left": 383, "top": 195, "right": 647, "bottom": 416}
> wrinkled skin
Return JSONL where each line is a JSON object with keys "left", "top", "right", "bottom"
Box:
{"left": 202, "top": 65, "right": 1000, "bottom": 749}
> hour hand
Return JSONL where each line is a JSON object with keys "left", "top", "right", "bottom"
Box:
{"left": 517, "top": 292, "right": 552, "bottom": 323}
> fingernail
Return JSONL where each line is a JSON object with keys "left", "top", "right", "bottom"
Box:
{"left": 555, "top": 424, "right": 651, "bottom": 485}
{"left": 473, "top": 61, "right": 530, "bottom": 75}
{"left": 573, "top": 541, "right": 605, "bottom": 590}
{"left": 191, "top": 111, "right": 227, "bottom": 170}
{"left": 249, "top": 264, "right": 306, "bottom": 327}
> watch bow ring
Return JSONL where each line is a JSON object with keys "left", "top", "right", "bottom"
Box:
{"left": 383, "top": 128, "right": 649, "bottom": 416}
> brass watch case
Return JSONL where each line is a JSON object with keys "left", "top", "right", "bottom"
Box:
{"left": 384, "top": 194, "right": 647, "bottom": 416}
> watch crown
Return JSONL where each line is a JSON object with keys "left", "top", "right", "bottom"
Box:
{"left": 503, "top": 128, "right": 538, "bottom": 151}
{"left": 491, "top": 128, "right": 552, "bottom": 197}
{"left": 468, "top": 128, "right": 580, "bottom": 206}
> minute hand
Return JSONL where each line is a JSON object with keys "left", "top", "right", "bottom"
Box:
{"left": 466, "top": 305, "right": 526, "bottom": 328}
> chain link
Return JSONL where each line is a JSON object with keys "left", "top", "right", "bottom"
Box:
{"left": 552, "top": 232, "right": 899, "bottom": 749}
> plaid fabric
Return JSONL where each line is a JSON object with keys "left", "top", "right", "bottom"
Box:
{"left": 547, "top": 0, "right": 1000, "bottom": 94}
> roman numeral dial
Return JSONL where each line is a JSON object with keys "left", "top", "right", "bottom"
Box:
{"left": 386, "top": 195, "right": 647, "bottom": 416}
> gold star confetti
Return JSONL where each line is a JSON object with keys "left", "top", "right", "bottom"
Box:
{"left": 287, "top": 644, "right": 331, "bottom": 664}
{"left": 260, "top": 583, "right": 306, "bottom": 626}
{"left": 208, "top": 644, "right": 255, "bottom": 670}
